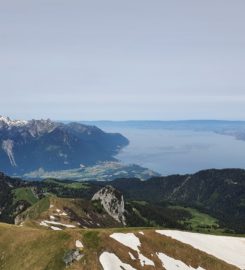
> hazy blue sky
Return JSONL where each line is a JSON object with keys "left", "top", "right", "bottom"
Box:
{"left": 0, "top": 0, "right": 245, "bottom": 120}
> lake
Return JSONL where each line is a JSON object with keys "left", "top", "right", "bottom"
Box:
{"left": 92, "top": 123, "right": 245, "bottom": 175}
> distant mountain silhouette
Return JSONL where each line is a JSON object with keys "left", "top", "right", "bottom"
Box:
{"left": 0, "top": 116, "right": 128, "bottom": 175}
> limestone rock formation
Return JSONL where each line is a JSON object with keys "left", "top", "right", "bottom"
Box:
{"left": 92, "top": 186, "right": 126, "bottom": 225}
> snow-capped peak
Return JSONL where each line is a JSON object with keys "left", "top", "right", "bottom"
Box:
{"left": 0, "top": 116, "right": 28, "bottom": 127}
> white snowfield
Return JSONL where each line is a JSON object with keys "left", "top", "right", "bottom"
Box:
{"left": 100, "top": 252, "right": 136, "bottom": 270}
{"left": 156, "top": 230, "right": 245, "bottom": 269}
{"left": 157, "top": 252, "right": 205, "bottom": 270}
{"left": 110, "top": 233, "right": 155, "bottom": 267}
{"left": 110, "top": 233, "right": 141, "bottom": 252}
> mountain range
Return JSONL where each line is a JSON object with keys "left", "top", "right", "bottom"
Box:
{"left": 0, "top": 168, "right": 244, "bottom": 234}
{"left": 0, "top": 116, "right": 128, "bottom": 175}
{"left": 0, "top": 117, "right": 244, "bottom": 269}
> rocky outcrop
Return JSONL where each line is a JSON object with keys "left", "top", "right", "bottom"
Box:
{"left": 63, "top": 249, "right": 84, "bottom": 266}
{"left": 14, "top": 200, "right": 31, "bottom": 225}
{"left": 92, "top": 186, "right": 126, "bottom": 225}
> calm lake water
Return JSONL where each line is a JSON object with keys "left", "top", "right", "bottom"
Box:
{"left": 98, "top": 126, "right": 245, "bottom": 175}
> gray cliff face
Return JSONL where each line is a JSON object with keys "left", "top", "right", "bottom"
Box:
{"left": 92, "top": 186, "right": 126, "bottom": 225}
{"left": 2, "top": 139, "right": 16, "bottom": 167}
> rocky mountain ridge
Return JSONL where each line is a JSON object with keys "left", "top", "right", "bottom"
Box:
{"left": 0, "top": 168, "right": 244, "bottom": 233}
{"left": 0, "top": 116, "right": 129, "bottom": 175}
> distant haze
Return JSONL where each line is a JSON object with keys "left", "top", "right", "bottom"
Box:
{"left": 1, "top": 0, "right": 245, "bottom": 120}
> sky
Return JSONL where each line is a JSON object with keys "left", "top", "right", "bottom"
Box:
{"left": 0, "top": 0, "right": 245, "bottom": 121}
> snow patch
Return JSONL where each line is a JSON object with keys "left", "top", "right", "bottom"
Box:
{"left": 128, "top": 252, "right": 136, "bottom": 260}
{"left": 110, "top": 233, "right": 141, "bottom": 252}
{"left": 138, "top": 253, "right": 154, "bottom": 266}
{"left": 99, "top": 252, "right": 136, "bottom": 270}
{"left": 40, "top": 221, "right": 49, "bottom": 227}
{"left": 50, "top": 226, "right": 62, "bottom": 231}
{"left": 110, "top": 233, "right": 154, "bottom": 267}
{"left": 2, "top": 140, "right": 17, "bottom": 167}
{"left": 75, "top": 240, "right": 83, "bottom": 249}
{"left": 157, "top": 252, "right": 205, "bottom": 270}
{"left": 139, "top": 231, "right": 144, "bottom": 235}
{"left": 156, "top": 230, "right": 245, "bottom": 269}
{"left": 43, "top": 220, "right": 76, "bottom": 228}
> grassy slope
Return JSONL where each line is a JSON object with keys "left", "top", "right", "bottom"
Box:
{"left": 15, "top": 194, "right": 231, "bottom": 234}
{"left": 0, "top": 223, "right": 239, "bottom": 270}
{"left": 169, "top": 206, "right": 223, "bottom": 233}
{"left": 16, "top": 196, "right": 120, "bottom": 229}
{"left": 18, "top": 197, "right": 50, "bottom": 221}
{"left": 12, "top": 187, "right": 39, "bottom": 205}
{"left": 44, "top": 179, "right": 89, "bottom": 189}
{"left": 0, "top": 223, "right": 71, "bottom": 270}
